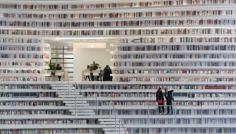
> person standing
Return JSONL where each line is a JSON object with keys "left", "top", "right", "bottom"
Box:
{"left": 90, "top": 67, "right": 94, "bottom": 81}
{"left": 84, "top": 65, "right": 91, "bottom": 81}
{"left": 56, "top": 64, "right": 62, "bottom": 81}
{"left": 165, "top": 89, "right": 174, "bottom": 114}
{"left": 156, "top": 88, "right": 165, "bottom": 114}
{"left": 103, "top": 65, "right": 112, "bottom": 81}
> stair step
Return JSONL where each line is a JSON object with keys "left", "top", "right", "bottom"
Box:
{"left": 100, "top": 122, "right": 120, "bottom": 125}
{"left": 64, "top": 101, "right": 88, "bottom": 104}
{"left": 72, "top": 113, "right": 95, "bottom": 116}
{"left": 70, "top": 109, "right": 94, "bottom": 112}
{"left": 52, "top": 88, "right": 76, "bottom": 90}
{"left": 104, "top": 129, "right": 127, "bottom": 131}
{"left": 99, "top": 119, "right": 120, "bottom": 122}
{"left": 66, "top": 103, "right": 89, "bottom": 106}
{"left": 58, "top": 95, "right": 83, "bottom": 98}
{"left": 57, "top": 92, "right": 81, "bottom": 94}
{"left": 105, "top": 132, "right": 127, "bottom": 134}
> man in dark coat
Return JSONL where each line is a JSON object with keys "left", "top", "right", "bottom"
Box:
{"left": 156, "top": 88, "right": 165, "bottom": 114}
{"left": 165, "top": 89, "right": 174, "bottom": 114}
{"left": 103, "top": 65, "right": 112, "bottom": 81}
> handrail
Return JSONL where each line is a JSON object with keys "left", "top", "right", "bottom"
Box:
{"left": 1, "top": 82, "right": 235, "bottom": 133}
{"left": 2, "top": 81, "right": 236, "bottom": 86}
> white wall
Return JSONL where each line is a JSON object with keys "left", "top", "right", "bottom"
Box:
{"left": 73, "top": 47, "right": 113, "bottom": 81}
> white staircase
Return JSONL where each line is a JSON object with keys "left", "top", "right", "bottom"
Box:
{"left": 99, "top": 118, "right": 128, "bottom": 134}
{"left": 51, "top": 83, "right": 128, "bottom": 134}
{"left": 51, "top": 84, "right": 95, "bottom": 116}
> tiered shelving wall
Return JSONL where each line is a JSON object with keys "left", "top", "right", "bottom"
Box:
{"left": 0, "top": 0, "right": 236, "bottom": 133}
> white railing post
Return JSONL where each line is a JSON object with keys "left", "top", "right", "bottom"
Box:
{"left": 96, "top": 93, "right": 98, "bottom": 115}
{"left": 119, "top": 119, "right": 121, "bottom": 134}
{"left": 114, "top": 105, "right": 117, "bottom": 132}
{"left": 148, "top": 102, "right": 150, "bottom": 125}
{"left": 201, "top": 103, "right": 203, "bottom": 125}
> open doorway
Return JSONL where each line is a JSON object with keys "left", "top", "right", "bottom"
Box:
{"left": 44, "top": 39, "right": 113, "bottom": 82}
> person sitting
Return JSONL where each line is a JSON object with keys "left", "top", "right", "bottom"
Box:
{"left": 56, "top": 64, "right": 62, "bottom": 81}
{"left": 103, "top": 65, "right": 112, "bottom": 81}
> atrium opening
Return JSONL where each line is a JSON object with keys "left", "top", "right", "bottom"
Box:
{"left": 44, "top": 39, "right": 113, "bottom": 81}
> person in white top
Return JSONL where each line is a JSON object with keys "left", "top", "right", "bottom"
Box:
{"left": 84, "top": 65, "right": 91, "bottom": 81}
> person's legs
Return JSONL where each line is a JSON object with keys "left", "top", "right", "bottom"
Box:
{"left": 167, "top": 105, "right": 170, "bottom": 114}
{"left": 170, "top": 105, "right": 173, "bottom": 114}
{"left": 158, "top": 104, "right": 164, "bottom": 114}
{"left": 85, "top": 76, "right": 89, "bottom": 81}
{"left": 58, "top": 76, "right": 61, "bottom": 81}
{"left": 90, "top": 73, "right": 94, "bottom": 81}
{"left": 161, "top": 105, "right": 165, "bottom": 114}
{"left": 167, "top": 102, "right": 171, "bottom": 114}
{"left": 158, "top": 106, "right": 161, "bottom": 114}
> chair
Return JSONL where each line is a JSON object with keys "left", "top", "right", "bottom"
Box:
{"left": 93, "top": 70, "right": 100, "bottom": 81}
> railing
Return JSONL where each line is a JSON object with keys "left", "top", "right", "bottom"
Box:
{"left": 71, "top": 85, "right": 236, "bottom": 133}
{"left": 0, "top": 82, "right": 236, "bottom": 133}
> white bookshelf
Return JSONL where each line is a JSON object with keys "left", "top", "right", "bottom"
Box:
{"left": 0, "top": 0, "right": 236, "bottom": 133}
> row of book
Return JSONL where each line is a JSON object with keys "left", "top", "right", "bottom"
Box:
{"left": 0, "top": 45, "right": 42, "bottom": 51}
{"left": 0, "top": 92, "right": 56, "bottom": 98}
{"left": 116, "top": 77, "right": 236, "bottom": 82}
{"left": 92, "top": 100, "right": 236, "bottom": 107}
{"left": 0, "top": 61, "right": 43, "bottom": 67}
{"left": 77, "top": 84, "right": 233, "bottom": 90}
{"left": 123, "top": 118, "right": 235, "bottom": 125}
{"left": 113, "top": 54, "right": 236, "bottom": 59}
{"left": 95, "top": 106, "right": 235, "bottom": 114}
{"left": 0, "top": 37, "right": 41, "bottom": 44}
{"left": 117, "top": 44, "right": 236, "bottom": 51}
{"left": 0, "top": 120, "right": 86, "bottom": 125}
{"left": 0, "top": 69, "right": 41, "bottom": 74}
{"left": 115, "top": 69, "right": 236, "bottom": 75}
{"left": 2, "top": 19, "right": 236, "bottom": 28}
{"left": 0, "top": 101, "right": 64, "bottom": 106}
{"left": 114, "top": 61, "right": 236, "bottom": 67}
{"left": 0, "top": 54, "right": 43, "bottom": 59}
{"left": 2, "top": 29, "right": 236, "bottom": 37}
{"left": 119, "top": 37, "right": 236, "bottom": 44}
{"left": 0, "top": 110, "right": 70, "bottom": 115}
{"left": 0, "top": 76, "right": 42, "bottom": 81}
{"left": 0, "top": 1, "right": 235, "bottom": 10}
{"left": 85, "top": 91, "right": 235, "bottom": 97}
{"left": 0, "top": 85, "right": 49, "bottom": 89}
{"left": 3, "top": 10, "right": 234, "bottom": 20}
{"left": 152, "top": 128, "right": 235, "bottom": 134}
{"left": 0, "top": 129, "right": 90, "bottom": 134}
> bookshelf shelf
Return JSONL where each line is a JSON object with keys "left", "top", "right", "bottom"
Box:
{"left": 1, "top": 0, "right": 236, "bottom": 133}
